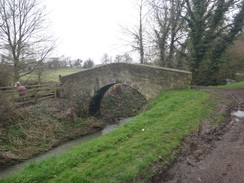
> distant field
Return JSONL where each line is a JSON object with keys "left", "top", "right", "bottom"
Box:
{"left": 22, "top": 68, "right": 83, "bottom": 83}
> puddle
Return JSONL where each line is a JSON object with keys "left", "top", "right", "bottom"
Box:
{"left": 231, "top": 110, "right": 244, "bottom": 118}
{"left": 187, "top": 143, "right": 210, "bottom": 162}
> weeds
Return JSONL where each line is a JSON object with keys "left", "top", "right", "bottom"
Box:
{"left": 0, "top": 96, "right": 18, "bottom": 126}
{"left": 103, "top": 97, "right": 116, "bottom": 108}
{"left": 0, "top": 98, "right": 105, "bottom": 170}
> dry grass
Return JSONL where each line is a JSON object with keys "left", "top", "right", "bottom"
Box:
{"left": 0, "top": 96, "right": 18, "bottom": 126}
{"left": 0, "top": 98, "right": 105, "bottom": 168}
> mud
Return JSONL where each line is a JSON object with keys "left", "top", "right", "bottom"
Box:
{"left": 149, "top": 88, "right": 244, "bottom": 183}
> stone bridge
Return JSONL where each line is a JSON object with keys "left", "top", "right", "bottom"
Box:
{"left": 60, "top": 63, "right": 192, "bottom": 116}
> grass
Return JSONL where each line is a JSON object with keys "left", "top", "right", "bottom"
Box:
{"left": 0, "top": 88, "right": 218, "bottom": 183}
{"left": 209, "top": 81, "right": 244, "bottom": 89}
{"left": 21, "top": 68, "right": 83, "bottom": 83}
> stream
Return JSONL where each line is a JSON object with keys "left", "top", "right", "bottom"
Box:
{"left": 0, "top": 117, "right": 134, "bottom": 178}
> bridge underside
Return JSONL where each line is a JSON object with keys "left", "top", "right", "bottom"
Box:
{"left": 89, "top": 84, "right": 115, "bottom": 116}
{"left": 89, "top": 83, "right": 146, "bottom": 116}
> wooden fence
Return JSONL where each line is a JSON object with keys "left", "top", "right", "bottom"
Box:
{"left": 0, "top": 84, "right": 60, "bottom": 105}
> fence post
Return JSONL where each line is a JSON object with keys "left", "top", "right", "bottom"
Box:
{"left": 12, "top": 90, "right": 15, "bottom": 102}
{"left": 34, "top": 87, "right": 38, "bottom": 104}
{"left": 54, "top": 84, "right": 57, "bottom": 98}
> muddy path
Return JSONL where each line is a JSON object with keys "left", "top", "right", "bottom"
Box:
{"left": 149, "top": 88, "right": 244, "bottom": 183}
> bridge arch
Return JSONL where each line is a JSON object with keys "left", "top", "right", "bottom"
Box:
{"left": 89, "top": 83, "right": 145, "bottom": 116}
{"left": 60, "top": 63, "right": 192, "bottom": 115}
{"left": 89, "top": 83, "right": 115, "bottom": 116}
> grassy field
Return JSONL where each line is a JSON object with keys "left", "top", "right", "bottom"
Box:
{"left": 21, "top": 69, "right": 83, "bottom": 83}
{"left": 0, "top": 88, "right": 220, "bottom": 183}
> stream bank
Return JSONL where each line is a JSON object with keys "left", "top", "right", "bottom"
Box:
{"left": 0, "top": 84, "right": 147, "bottom": 171}
{"left": 0, "top": 117, "right": 134, "bottom": 178}
{"left": 0, "top": 98, "right": 105, "bottom": 170}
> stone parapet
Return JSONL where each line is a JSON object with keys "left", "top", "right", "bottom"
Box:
{"left": 60, "top": 63, "right": 192, "bottom": 115}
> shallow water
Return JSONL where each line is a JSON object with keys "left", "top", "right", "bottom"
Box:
{"left": 102, "top": 117, "right": 134, "bottom": 134}
{"left": 0, "top": 117, "right": 134, "bottom": 178}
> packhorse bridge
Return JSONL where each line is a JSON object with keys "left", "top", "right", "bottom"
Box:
{"left": 60, "top": 63, "right": 192, "bottom": 116}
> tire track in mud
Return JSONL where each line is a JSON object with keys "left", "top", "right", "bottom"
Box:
{"left": 149, "top": 88, "right": 244, "bottom": 183}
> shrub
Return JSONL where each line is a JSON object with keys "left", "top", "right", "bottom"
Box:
{"left": 0, "top": 64, "right": 13, "bottom": 87}
{"left": 0, "top": 95, "right": 17, "bottom": 126}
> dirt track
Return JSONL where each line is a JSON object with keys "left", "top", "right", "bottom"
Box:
{"left": 149, "top": 88, "right": 244, "bottom": 183}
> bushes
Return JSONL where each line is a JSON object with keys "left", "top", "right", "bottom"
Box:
{"left": 0, "top": 98, "right": 105, "bottom": 169}
{"left": 0, "top": 64, "right": 13, "bottom": 87}
{"left": 0, "top": 96, "right": 18, "bottom": 126}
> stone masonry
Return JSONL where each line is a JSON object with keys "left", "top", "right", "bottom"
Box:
{"left": 60, "top": 63, "right": 192, "bottom": 115}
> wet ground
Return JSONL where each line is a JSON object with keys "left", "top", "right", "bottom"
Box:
{"left": 149, "top": 88, "right": 244, "bottom": 183}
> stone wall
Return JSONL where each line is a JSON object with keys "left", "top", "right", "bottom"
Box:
{"left": 60, "top": 63, "right": 192, "bottom": 115}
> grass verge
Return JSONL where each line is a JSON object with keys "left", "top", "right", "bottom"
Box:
{"left": 209, "top": 81, "right": 244, "bottom": 89}
{"left": 0, "top": 89, "right": 218, "bottom": 183}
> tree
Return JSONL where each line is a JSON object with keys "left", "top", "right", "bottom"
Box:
{"left": 114, "top": 53, "right": 133, "bottom": 63}
{"left": 83, "top": 59, "right": 94, "bottom": 69}
{"left": 48, "top": 57, "right": 60, "bottom": 71}
{"left": 122, "top": 53, "right": 133, "bottom": 63}
{"left": 219, "top": 33, "right": 244, "bottom": 79}
{"left": 101, "top": 53, "right": 112, "bottom": 64}
{"left": 184, "top": 0, "right": 244, "bottom": 85}
{"left": 0, "top": 0, "right": 56, "bottom": 83}
{"left": 114, "top": 55, "right": 123, "bottom": 63}
{"left": 0, "top": 55, "right": 12, "bottom": 86}
{"left": 149, "top": 0, "right": 186, "bottom": 68}
{"left": 137, "top": 0, "right": 145, "bottom": 64}
{"left": 120, "top": 0, "right": 147, "bottom": 64}
{"left": 35, "top": 61, "right": 48, "bottom": 84}
{"left": 74, "top": 59, "right": 83, "bottom": 68}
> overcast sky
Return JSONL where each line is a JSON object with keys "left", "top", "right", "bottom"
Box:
{"left": 44, "top": 0, "right": 138, "bottom": 64}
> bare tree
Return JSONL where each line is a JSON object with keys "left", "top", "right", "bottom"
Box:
{"left": 101, "top": 53, "right": 112, "bottom": 64}
{"left": 0, "top": 0, "right": 56, "bottom": 83}
{"left": 114, "top": 53, "right": 133, "bottom": 63}
{"left": 120, "top": 0, "right": 148, "bottom": 64}
{"left": 35, "top": 61, "right": 48, "bottom": 84}
{"left": 114, "top": 54, "right": 123, "bottom": 63}
{"left": 138, "top": 0, "right": 145, "bottom": 64}
{"left": 148, "top": 0, "right": 186, "bottom": 68}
